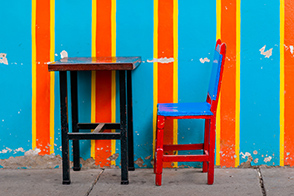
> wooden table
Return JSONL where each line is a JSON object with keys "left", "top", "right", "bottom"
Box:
{"left": 48, "top": 57, "right": 141, "bottom": 185}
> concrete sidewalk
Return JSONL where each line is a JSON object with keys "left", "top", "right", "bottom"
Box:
{"left": 0, "top": 168, "right": 293, "bottom": 196}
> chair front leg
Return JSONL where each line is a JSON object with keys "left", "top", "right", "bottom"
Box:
{"left": 155, "top": 115, "right": 165, "bottom": 186}
{"left": 208, "top": 117, "right": 216, "bottom": 185}
{"left": 203, "top": 118, "right": 210, "bottom": 173}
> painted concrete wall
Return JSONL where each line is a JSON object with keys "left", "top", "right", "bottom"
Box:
{"left": 0, "top": 0, "right": 293, "bottom": 169}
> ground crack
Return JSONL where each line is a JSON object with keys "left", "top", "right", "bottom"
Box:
{"left": 85, "top": 169, "right": 105, "bottom": 196}
{"left": 257, "top": 167, "right": 267, "bottom": 196}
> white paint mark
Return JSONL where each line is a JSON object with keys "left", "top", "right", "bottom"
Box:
{"left": 240, "top": 152, "right": 251, "bottom": 159}
{"left": 13, "top": 147, "right": 25, "bottom": 154}
{"left": 199, "top": 57, "right": 210, "bottom": 64}
{"left": 259, "top": 45, "right": 273, "bottom": 58}
{"left": 0, "top": 149, "right": 8, "bottom": 154}
{"left": 55, "top": 54, "right": 58, "bottom": 56}
{"left": 0, "top": 53, "right": 8, "bottom": 65}
{"left": 24, "top": 148, "right": 41, "bottom": 156}
{"left": 290, "top": 45, "right": 294, "bottom": 54}
{"left": 147, "top": 57, "right": 174, "bottom": 64}
{"left": 264, "top": 156, "right": 272, "bottom": 163}
{"left": 60, "top": 50, "right": 68, "bottom": 59}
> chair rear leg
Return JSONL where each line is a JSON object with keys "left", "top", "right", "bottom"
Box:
{"left": 154, "top": 118, "right": 158, "bottom": 174}
{"left": 203, "top": 118, "right": 210, "bottom": 173}
{"left": 208, "top": 117, "right": 216, "bottom": 185}
{"left": 155, "top": 115, "right": 165, "bottom": 186}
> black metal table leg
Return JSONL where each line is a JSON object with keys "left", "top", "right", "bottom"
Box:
{"left": 70, "top": 71, "right": 80, "bottom": 171}
{"left": 127, "top": 70, "right": 135, "bottom": 171}
{"left": 119, "top": 70, "right": 129, "bottom": 185}
{"left": 60, "top": 71, "right": 71, "bottom": 185}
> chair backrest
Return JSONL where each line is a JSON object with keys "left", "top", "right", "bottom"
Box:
{"left": 207, "top": 39, "right": 226, "bottom": 113}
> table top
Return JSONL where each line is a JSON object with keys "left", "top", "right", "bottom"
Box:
{"left": 48, "top": 56, "right": 141, "bottom": 71}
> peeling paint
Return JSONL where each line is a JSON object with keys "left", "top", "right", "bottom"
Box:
{"left": 199, "top": 57, "right": 210, "bottom": 64}
{"left": 240, "top": 152, "right": 251, "bottom": 159}
{"left": 134, "top": 157, "right": 146, "bottom": 167}
{"left": 60, "top": 50, "right": 68, "bottom": 59}
{"left": 254, "top": 158, "right": 259, "bottom": 163}
{"left": 147, "top": 57, "right": 174, "bottom": 64}
{"left": 259, "top": 45, "right": 273, "bottom": 58}
{"left": 13, "top": 147, "right": 25, "bottom": 154}
{"left": 0, "top": 53, "right": 8, "bottom": 65}
{"left": 290, "top": 45, "right": 294, "bottom": 54}
{"left": 107, "top": 153, "right": 119, "bottom": 161}
{"left": 24, "top": 148, "right": 41, "bottom": 156}
{"left": 145, "top": 155, "right": 151, "bottom": 160}
{"left": 264, "top": 156, "right": 272, "bottom": 163}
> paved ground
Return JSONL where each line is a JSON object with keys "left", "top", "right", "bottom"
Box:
{"left": 0, "top": 167, "right": 293, "bottom": 196}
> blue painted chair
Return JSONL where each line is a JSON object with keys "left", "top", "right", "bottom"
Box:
{"left": 154, "top": 39, "right": 226, "bottom": 185}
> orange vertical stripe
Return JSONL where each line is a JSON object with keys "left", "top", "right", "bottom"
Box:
{"left": 220, "top": 0, "right": 236, "bottom": 167}
{"left": 36, "top": 0, "right": 51, "bottom": 155}
{"left": 284, "top": 0, "right": 294, "bottom": 166}
{"left": 158, "top": 0, "right": 174, "bottom": 168}
{"left": 95, "top": 0, "right": 112, "bottom": 167}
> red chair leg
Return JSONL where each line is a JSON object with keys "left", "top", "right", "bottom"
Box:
{"left": 203, "top": 118, "right": 210, "bottom": 173}
{"left": 208, "top": 117, "right": 216, "bottom": 185}
{"left": 154, "top": 118, "right": 158, "bottom": 174}
{"left": 155, "top": 115, "right": 165, "bottom": 186}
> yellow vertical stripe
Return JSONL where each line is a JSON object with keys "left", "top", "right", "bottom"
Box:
{"left": 216, "top": 0, "right": 221, "bottom": 166}
{"left": 111, "top": 0, "right": 116, "bottom": 166}
{"left": 235, "top": 0, "right": 241, "bottom": 167}
{"left": 280, "top": 0, "right": 285, "bottom": 167}
{"left": 153, "top": 0, "right": 158, "bottom": 157}
{"left": 32, "top": 0, "right": 37, "bottom": 150}
{"left": 49, "top": 0, "right": 55, "bottom": 154}
{"left": 173, "top": 0, "right": 178, "bottom": 168}
{"left": 91, "top": 0, "right": 97, "bottom": 159}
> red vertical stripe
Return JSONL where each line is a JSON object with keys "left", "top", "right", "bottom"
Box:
{"left": 284, "top": 0, "right": 294, "bottom": 166}
{"left": 220, "top": 0, "right": 236, "bottom": 167}
{"left": 36, "top": 0, "right": 51, "bottom": 155}
{"left": 95, "top": 0, "right": 112, "bottom": 167}
{"left": 158, "top": 0, "right": 174, "bottom": 168}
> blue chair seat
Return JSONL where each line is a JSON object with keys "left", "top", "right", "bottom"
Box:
{"left": 157, "top": 102, "right": 213, "bottom": 116}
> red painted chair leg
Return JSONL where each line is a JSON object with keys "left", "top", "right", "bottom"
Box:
{"left": 155, "top": 115, "right": 165, "bottom": 186}
{"left": 153, "top": 152, "right": 157, "bottom": 174}
{"left": 207, "top": 117, "right": 216, "bottom": 185}
{"left": 203, "top": 119, "right": 210, "bottom": 173}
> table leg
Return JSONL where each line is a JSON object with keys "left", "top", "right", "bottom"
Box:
{"left": 119, "top": 70, "right": 129, "bottom": 185}
{"left": 127, "top": 70, "right": 135, "bottom": 171}
{"left": 60, "top": 71, "right": 71, "bottom": 184}
{"left": 70, "top": 71, "right": 80, "bottom": 171}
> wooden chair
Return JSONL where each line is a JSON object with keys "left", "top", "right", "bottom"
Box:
{"left": 154, "top": 39, "right": 226, "bottom": 185}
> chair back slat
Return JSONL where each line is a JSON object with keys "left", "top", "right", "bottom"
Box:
{"left": 208, "top": 51, "right": 223, "bottom": 101}
{"left": 207, "top": 40, "right": 226, "bottom": 112}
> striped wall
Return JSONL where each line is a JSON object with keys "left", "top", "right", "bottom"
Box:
{"left": 0, "top": 0, "right": 294, "bottom": 168}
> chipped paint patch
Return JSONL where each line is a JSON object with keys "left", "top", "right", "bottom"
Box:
{"left": 13, "top": 147, "right": 25, "bottom": 154}
{"left": 240, "top": 152, "right": 251, "bottom": 159}
{"left": 264, "top": 156, "right": 272, "bottom": 163}
{"left": 135, "top": 157, "right": 147, "bottom": 167}
{"left": 259, "top": 45, "right": 273, "bottom": 58}
{"left": 290, "top": 45, "right": 294, "bottom": 54}
{"left": 145, "top": 155, "right": 151, "bottom": 160}
{"left": 24, "top": 148, "right": 41, "bottom": 156}
{"left": 107, "top": 153, "right": 119, "bottom": 161}
{"left": 199, "top": 57, "right": 210, "bottom": 63}
{"left": 254, "top": 158, "right": 259, "bottom": 164}
{"left": 60, "top": 50, "right": 68, "bottom": 58}
{"left": 253, "top": 150, "right": 258, "bottom": 155}
{"left": 147, "top": 57, "right": 174, "bottom": 64}
{"left": 0, "top": 53, "right": 8, "bottom": 65}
